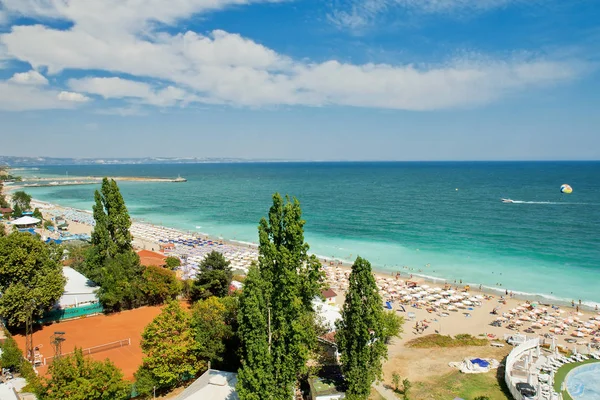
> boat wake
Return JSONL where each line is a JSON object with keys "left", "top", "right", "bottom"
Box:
{"left": 508, "top": 200, "right": 597, "bottom": 205}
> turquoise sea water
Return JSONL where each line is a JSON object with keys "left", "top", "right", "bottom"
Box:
{"left": 19, "top": 162, "right": 600, "bottom": 306}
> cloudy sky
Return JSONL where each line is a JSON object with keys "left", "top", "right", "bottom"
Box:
{"left": 0, "top": 0, "right": 599, "bottom": 160}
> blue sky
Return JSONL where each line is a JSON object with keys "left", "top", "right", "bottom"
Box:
{"left": 0, "top": 0, "right": 599, "bottom": 160}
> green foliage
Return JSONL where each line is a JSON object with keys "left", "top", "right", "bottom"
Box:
{"left": 33, "top": 208, "right": 43, "bottom": 220}
{"left": 165, "top": 256, "right": 181, "bottom": 270}
{"left": 140, "top": 301, "right": 201, "bottom": 390}
{"left": 410, "top": 370, "right": 510, "bottom": 400}
{"left": 133, "top": 365, "right": 159, "bottom": 399}
{"left": 40, "top": 348, "right": 130, "bottom": 400}
{"left": 12, "top": 191, "right": 32, "bottom": 211}
{"left": 0, "top": 331, "right": 24, "bottom": 372}
{"left": 0, "top": 232, "right": 66, "bottom": 328}
{"left": 43, "top": 220, "right": 54, "bottom": 230}
{"left": 402, "top": 379, "right": 412, "bottom": 400}
{"left": 0, "top": 182, "right": 9, "bottom": 209}
{"left": 406, "top": 334, "right": 488, "bottom": 348}
{"left": 382, "top": 311, "right": 404, "bottom": 344}
{"left": 95, "top": 251, "right": 145, "bottom": 312}
{"left": 0, "top": 223, "right": 5, "bottom": 237}
{"left": 20, "top": 354, "right": 43, "bottom": 395}
{"left": 141, "top": 265, "right": 181, "bottom": 305}
{"left": 336, "top": 256, "right": 387, "bottom": 400}
{"left": 84, "top": 179, "right": 144, "bottom": 312}
{"left": 190, "top": 251, "right": 233, "bottom": 301}
{"left": 12, "top": 204, "right": 23, "bottom": 218}
{"left": 392, "top": 373, "right": 401, "bottom": 392}
{"left": 236, "top": 266, "right": 276, "bottom": 399}
{"left": 191, "top": 295, "right": 240, "bottom": 371}
{"left": 237, "top": 194, "right": 325, "bottom": 399}
{"left": 474, "top": 397, "right": 491, "bottom": 400}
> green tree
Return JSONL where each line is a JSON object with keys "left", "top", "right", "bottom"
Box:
{"left": 336, "top": 256, "right": 387, "bottom": 400}
{"left": 84, "top": 179, "right": 144, "bottom": 312}
{"left": 12, "top": 204, "right": 23, "bottom": 218}
{"left": 33, "top": 208, "right": 43, "bottom": 221}
{"left": 190, "top": 251, "right": 233, "bottom": 301}
{"left": 95, "top": 251, "right": 144, "bottom": 312}
{"left": 133, "top": 365, "right": 160, "bottom": 399}
{"left": 190, "top": 295, "right": 239, "bottom": 371}
{"left": 236, "top": 266, "right": 275, "bottom": 399}
{"left": 0, "top": 331, "right": 24, "bottom": 372}
{"left": 165, "top": 256, "right": 181, "bottom": 270}
{"left": 0, "top": 223, "right": 5, "bottom": 237}
{"left": 12, "top": 191, "right": 32, "bottom": 211}
{"left": 43, "top": 220, "right": 54, "bottom": 230}
{"left": 0, "top": 181, "right": 9, "bottom": 208}
{"left": 40, "top": 348, "right": 130, "bottom": 400}
{"left": 141, "top": 265, "right": 181, "bottom": 305}
{"left": 140, "top": 301, "right": 201, "bottom": 390}
{"left": 382, "top": 311, "right": 404, "bottom": 344}
{"left": 237, "top": 194, "right": 324, "bottom": 399}
{"left": 0, "top": 232, "right": 66, "bottom": 328}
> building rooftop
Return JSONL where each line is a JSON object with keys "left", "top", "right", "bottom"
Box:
{"left": 59, "top": 267, "right": 99, "bottom": 308}
{"left": 137, "top": 249, "right": 167, "bottom": 267}
{"left": 175, "top": 369, "right": 238, "bottom": 400}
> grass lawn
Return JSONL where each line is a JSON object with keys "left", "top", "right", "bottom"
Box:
{"left": 409, "top": 369, "right": 511, "bottom": 400}
{"left": 406, "top": 334, "right": 489, "bottom": 349}
{"left": 553, "top": 359, "right": 600, "bottom": 400}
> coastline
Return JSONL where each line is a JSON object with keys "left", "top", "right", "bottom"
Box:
{"left": 28, "top": 197, "right": 600, "bottom": 311}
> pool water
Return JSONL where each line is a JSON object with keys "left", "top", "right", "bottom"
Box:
{"left": 566, "top": 362, "right": 600, "bottom": 400}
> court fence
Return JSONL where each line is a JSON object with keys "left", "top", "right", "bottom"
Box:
{"left": 43, "top": 338, "right": 131, "bottom": 365}
{"left": 37, "top": 303, "right": 104, "bottom": 324}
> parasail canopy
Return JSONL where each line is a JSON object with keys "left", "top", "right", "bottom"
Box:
{"left": 560, "top": 184, "right": 573, "bottom": 194}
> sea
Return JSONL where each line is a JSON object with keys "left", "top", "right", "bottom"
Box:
{"left": 17, "top": 162, "right": 600, "bottom": 307}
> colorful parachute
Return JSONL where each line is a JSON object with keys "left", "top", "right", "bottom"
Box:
{"left": 560, "top": 184, "right": 573, "bottom": 194}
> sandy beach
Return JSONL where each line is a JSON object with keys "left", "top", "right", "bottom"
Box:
{"left": 33, "top": 199, "right": 600, "bottom": 353}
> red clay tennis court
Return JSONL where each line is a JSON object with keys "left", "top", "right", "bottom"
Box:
{"left": 14, "top": 305, "right": 165, "bottom": 380}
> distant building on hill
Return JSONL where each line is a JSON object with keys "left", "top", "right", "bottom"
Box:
{"left": 137, "top": 249, "right": 167, "bottom": 267}
{"left": 175, "top": 369, "right": 238, "bottom": 400}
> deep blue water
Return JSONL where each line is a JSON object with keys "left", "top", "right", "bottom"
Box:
{"left": 20, "top": 162, "right": 600, "bottom": 305}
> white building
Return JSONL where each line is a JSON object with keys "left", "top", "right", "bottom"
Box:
{"left": 58, "top": 267, "right": 99, "bottom": 308}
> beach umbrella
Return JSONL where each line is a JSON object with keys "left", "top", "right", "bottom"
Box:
{"left": 475, "top": 295, "right": 484, "bottom": 299}
{"left": 463, "top": 300, "right": 473, "bottom": 306}
{"left": 440, "top": 299, "right": 450, "bottom": 304}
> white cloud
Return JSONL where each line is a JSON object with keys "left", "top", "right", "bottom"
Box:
{"left": 8, "top": 70, "right": 49, "bottom": 85}
{"left": 0, "top": 0, "right": 587, "bottom": 112}
{"left": 67, "top": 77, "right": 199, "bottom": 106}
{"left": 0, "top": 82, "right": 76, "bottom": 111}
{"left": 57, "top": 91, "right": 91, "bottom": 102}
{"left": 328, "top": 0, "right": 534, "bottom": 30}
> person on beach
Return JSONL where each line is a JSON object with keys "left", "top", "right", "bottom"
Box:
{"left": 572, "top": 300, "right": 575, "bottom": 307}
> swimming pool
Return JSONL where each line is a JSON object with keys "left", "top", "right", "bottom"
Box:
{"left": 566, "top": 362, "right": 600, "bottom": 400}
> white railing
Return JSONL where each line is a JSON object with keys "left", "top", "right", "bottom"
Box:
{"left": 505, "top": 337, "right": 540, "bottom": 400}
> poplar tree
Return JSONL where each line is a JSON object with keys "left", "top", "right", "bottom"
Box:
{"left": 336, "top": 256, "right": 387, "bottom": 400}
{"left": 237, "top": 194, "right": 324, "bottom": 399}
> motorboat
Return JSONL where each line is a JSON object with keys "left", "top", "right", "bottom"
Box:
{"left": 501, "top": 198, "right": 514, "bottom": 203}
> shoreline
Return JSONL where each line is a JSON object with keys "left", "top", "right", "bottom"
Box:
{"left": 27, "top": 197, "right": 600, "bottom": 311}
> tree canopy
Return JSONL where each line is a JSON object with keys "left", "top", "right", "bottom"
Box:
{"left": 139, "top": 301, "right": 201, "bottom": 390}
{"left": 336, "top": 256, "right": 387, "bottom": 400}
{"left": 11, "top": 190, "right": 32, "bottom": 211}
{"left": 83, "top": 178, "right": 144, "bottom": 312}
{"left": 237, "top": 193, "right": 324, "bottom": 399}
{"left": 40, "top": 348, "right": 130, "bottom": 400}
{"left": 190, "top": 251, "right": 233, "bottom": 301}
{"left": 141, "top": 265, "right": 181, "bottom": 305}
{"left": 165, "top": 256, "right": 181, "bottom": 270}
{"left": 0, "top": 232, "right": 65, "bottom": 328}
{"left": 190, "top": 295, "right": 239, "bottom": 371}
{"left": 0, "top": 330, "right": 24, "bottom": 372}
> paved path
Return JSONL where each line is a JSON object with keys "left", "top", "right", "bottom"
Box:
{"left": 373, "top": 382, "right": 400, "bottom": 400}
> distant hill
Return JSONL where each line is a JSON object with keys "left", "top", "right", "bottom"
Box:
{"left": 0, "top": 156, "right": 290, "bottom": 166}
